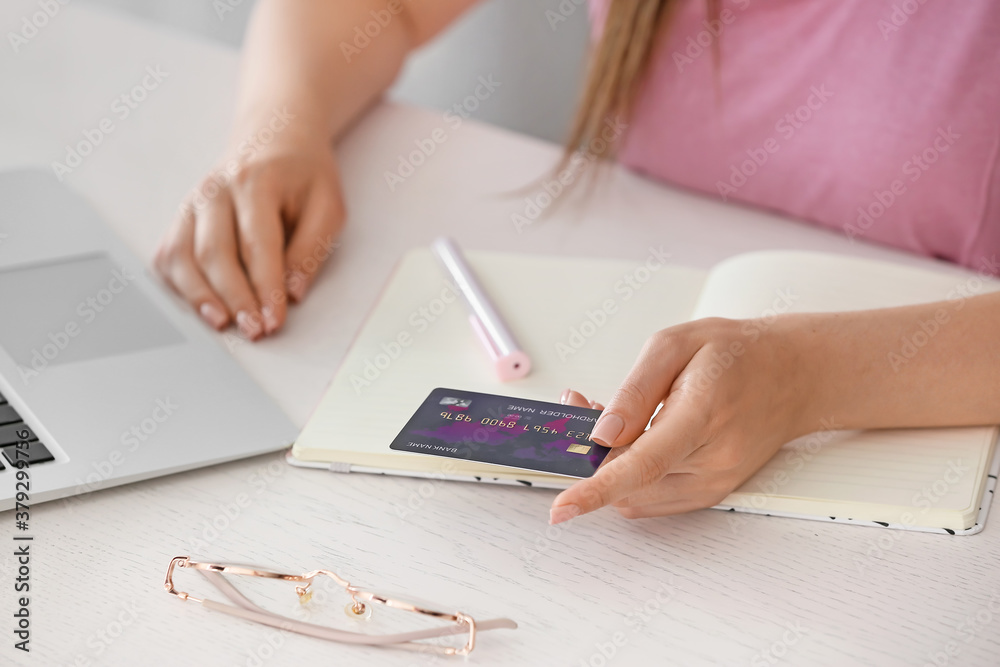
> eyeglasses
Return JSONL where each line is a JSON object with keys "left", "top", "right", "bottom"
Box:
{"left": 163, "top": 556, "right": 517, "bottom": 656}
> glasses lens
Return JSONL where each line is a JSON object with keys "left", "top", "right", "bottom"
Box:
{"left": 353, "top": 587, "right": 454, "bottom": 619}
{"left": 199, "top": 569, "right": 472, "bottom": 651}
{"left": 346, "top": 586, "right": 472, "bottom": 651}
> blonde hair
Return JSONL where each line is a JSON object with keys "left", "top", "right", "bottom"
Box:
{"left": 565, "top": 0, "right": 719, "bottom": 163}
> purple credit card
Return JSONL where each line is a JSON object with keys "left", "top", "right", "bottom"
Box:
{"left": 389, "top": 388, "right": 611, "bottom": 478}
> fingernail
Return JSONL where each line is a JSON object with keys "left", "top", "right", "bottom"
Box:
{"left": 199, "top": 302, "right": 227, "bottom": 329}
{"left": 286, "top": 271, "right": 306, "bottom": 303}
{"left": 560, "top": 388, "right": 571, "bottom": 405}
{"left": 591, "top": 413, "right": 624, "bottom": 446}
{"left": 549, "top": 504, "right": 581, "bottom": 525}
{"left": 236, "top": 310, "right": 263, "bottom": 340}
{"left": 261, "top": 304, "right": 279, "bottom": 335}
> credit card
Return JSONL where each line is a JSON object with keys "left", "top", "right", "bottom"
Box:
{"left": 389, "top": 388, "right": 610, "bottom": 478}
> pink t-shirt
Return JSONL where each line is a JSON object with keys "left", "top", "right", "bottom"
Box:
{"left": 589, "top": 0, "right": 1000, "bottom": 274}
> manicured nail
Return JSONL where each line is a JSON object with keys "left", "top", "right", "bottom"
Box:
{"left": 286, "top": 271, "right": 306, "bottom": 302}
{"left": 236, "top": 310, "right": 263, "bottom": 340}
{"left": 549, "top": 504, "right": 581, "bottom": 525}
{"left": 591, "top": 413, "right": 624, "bottom": 446}
{"left": 261, "top": 304, "right": 279, "bottom": 335}
{"left": 199, "top": 302, "right": 227, "bottom": 329}
{"left": 560, "top": 388, "right": 571, "bottom": 405}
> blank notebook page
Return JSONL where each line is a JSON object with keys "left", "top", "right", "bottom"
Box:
{"left": 293, "top": 249, "right": 706, "bottom": 474}
{"left": 693, "top": 251, "right": 999, "bottom": 529}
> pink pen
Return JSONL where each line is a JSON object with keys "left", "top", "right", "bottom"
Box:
{"left": 432, "top": 237, "right": 531, "bottom": 382}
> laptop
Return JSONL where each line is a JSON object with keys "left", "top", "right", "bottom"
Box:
{"left": 0, "top": 170, "right": 298, "bottom": 510}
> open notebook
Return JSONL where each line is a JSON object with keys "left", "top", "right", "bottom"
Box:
{"left": 290, "top": 249, "right": 1000, "bottom": 534}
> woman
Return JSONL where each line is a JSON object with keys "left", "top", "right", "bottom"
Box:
{"left": 154, "top": 0, "right": 1000, "bottom": 525}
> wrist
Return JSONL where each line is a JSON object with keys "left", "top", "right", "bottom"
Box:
{"left": 227, "top": 98, "right": 331, "bottom": 156}
{"left": 770, "top": 313, "right": 840, "bottom": 438}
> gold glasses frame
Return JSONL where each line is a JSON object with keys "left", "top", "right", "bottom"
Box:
{"left": 164, "top": 556, "right": 516, "bottom": 656}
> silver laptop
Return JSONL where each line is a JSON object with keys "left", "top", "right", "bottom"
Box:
{"left": 0, "top": 170, "right": 298, "bottom": 510}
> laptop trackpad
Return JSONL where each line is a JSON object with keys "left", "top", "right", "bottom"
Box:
{"left": 0, "top": 254, "right": 184, "bottom": 368}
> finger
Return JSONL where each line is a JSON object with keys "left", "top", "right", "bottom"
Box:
{"left": 598, "top": 444, "right": 629, "bottom": 467}
{"left": 232, "top": 185, "right": 288, "bottom": 335}
{"left": 611, "top": 471, "right": 700, "bottom": 508}
{"left": 283, "top": 176, "right": 344, "bottom": 303}
{"left": 616, "top": 498, "right": 706, "bottom": 519}
{"left": 550, "top": 393, "right": 705, "bottom": 523}
{"left": 155, "top": 206, "right": 229, "bottom": 330}
{"left": 193, "top": 193, "right": 265, "bottom": 340}
{"left": 561, "top": 390, "right": 591, "bottom": 408}
{"left": 560, "top": 390, "right": 603, "bottom": 411}
{"left": 590, "top": 331, "right": 699, "bottom": 447}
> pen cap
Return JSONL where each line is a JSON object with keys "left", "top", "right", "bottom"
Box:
{"left": 469, "top": 314, "right": 531, "bottom": 381}
{"left": 433, "top": 237, "right": 532, "bottom": 382}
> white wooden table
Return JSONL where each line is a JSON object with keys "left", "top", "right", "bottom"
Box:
{"left": 1, "top": 3, "right": 997, "bottom": 666}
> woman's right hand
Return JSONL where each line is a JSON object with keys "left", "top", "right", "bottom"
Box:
{"left": 155, "top": 119, "right": 345, "bottom": 340}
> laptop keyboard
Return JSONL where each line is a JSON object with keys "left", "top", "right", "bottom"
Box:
{"left": 0, "top": 391, "right": 54, "bottom": 469}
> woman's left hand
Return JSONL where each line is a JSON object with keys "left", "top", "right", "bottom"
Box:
{"left": 550, "top": 316, "right": 818, "bottom": 524}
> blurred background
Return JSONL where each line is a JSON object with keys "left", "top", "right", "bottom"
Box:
{"left": 80, "top": 0, "right": 591, "bottom": 144}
